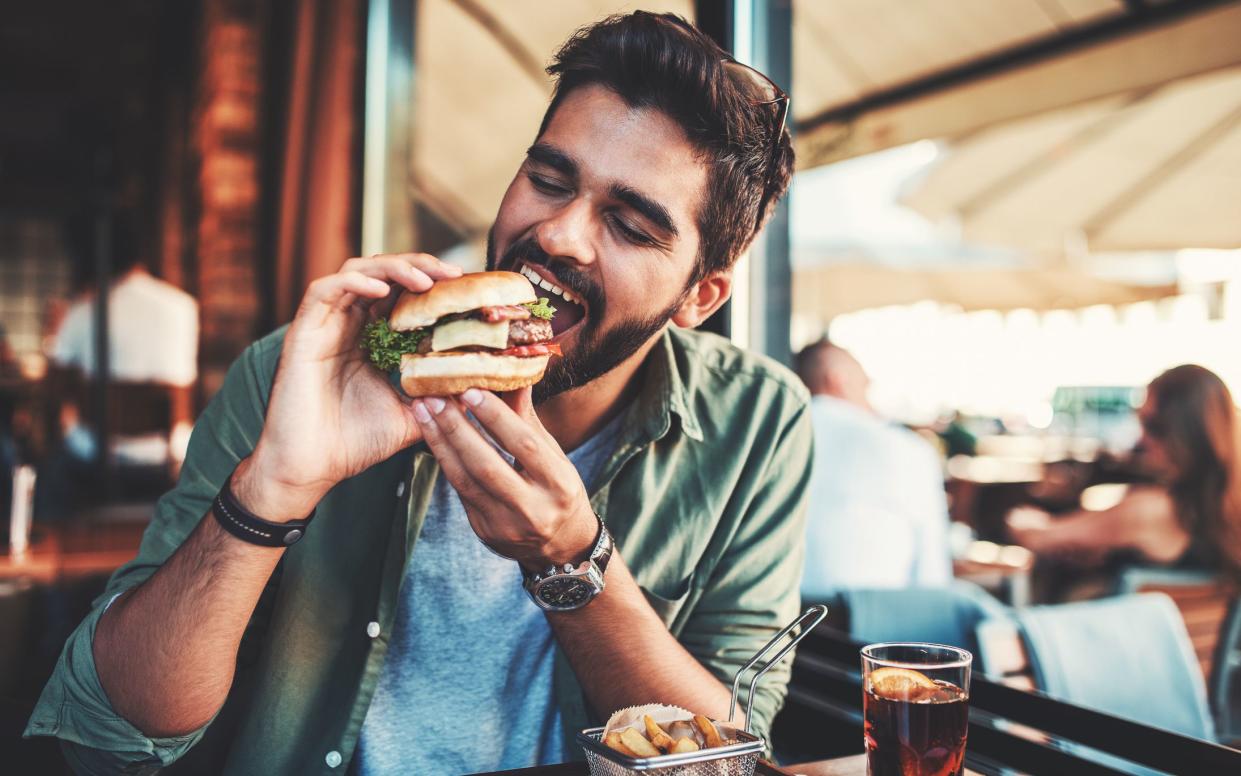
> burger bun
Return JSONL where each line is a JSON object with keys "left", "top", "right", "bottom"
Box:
{"left": 390, "top": 271, "right": 536, "bottom": 330}
{"left": 400, "top": 351, "right": 550, "bottom": 396}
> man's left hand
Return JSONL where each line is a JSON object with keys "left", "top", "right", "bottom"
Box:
{"left": 412, "top": 387, "right": 599, "bottom": 570}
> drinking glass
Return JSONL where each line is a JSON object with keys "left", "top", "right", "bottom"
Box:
{"left": 861, "top": 642, "right": 972, "bottom": 776}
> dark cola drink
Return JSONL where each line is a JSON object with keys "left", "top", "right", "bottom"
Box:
{"left": 864, "top": 668, "right": 969, "bottom": 776}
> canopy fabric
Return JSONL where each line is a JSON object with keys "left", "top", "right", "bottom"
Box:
{"left": 793, "top": 1, "right": 1241, "bottom": 168}
{"left": 792, "top": 0, "right": 1124, "bottom": 125}
{"left": 903, "top": 66, "right": 1241, "bottom": 252}
{"left": 792, "top": 262, "right": 1178, "bottom": 319}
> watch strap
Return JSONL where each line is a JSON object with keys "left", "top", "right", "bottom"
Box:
{"left": 212, "top": 473, "right": 314, "bottom": 547}
{"left": 590, "top": 517, "right": 613, "bottom": 574}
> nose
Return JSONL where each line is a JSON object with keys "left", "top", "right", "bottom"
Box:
{"left": 534, "top": 197, "right": 597, "bottom": 268}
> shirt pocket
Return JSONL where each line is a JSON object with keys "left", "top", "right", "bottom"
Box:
{"left": 639, "top": 573, "right": 695, "bottom": 630}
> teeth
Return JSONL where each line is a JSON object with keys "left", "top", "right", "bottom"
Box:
{"left": 519, "top": 264, "right": 579, "bottom": 306}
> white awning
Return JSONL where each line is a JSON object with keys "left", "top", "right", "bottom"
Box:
{"left": 902, "top": 66, "right": 1241, "bottom": 252}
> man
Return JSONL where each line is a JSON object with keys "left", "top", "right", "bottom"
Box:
{"left": 50, "top": 216, "right": 198, "bottom": 468}
{"left": 796, "top": 339, "right": 951, "bottom": 597}
{"left": 27, "top": 13, "right": 810, "bottom": 774}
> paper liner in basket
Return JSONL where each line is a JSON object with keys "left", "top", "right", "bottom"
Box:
{"left": 603, "top": 703, "right": 741, "bottom": 747}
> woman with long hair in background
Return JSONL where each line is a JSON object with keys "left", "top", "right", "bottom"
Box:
{"left": 1009, "top": 364, "right": 1241, "bottom": 583}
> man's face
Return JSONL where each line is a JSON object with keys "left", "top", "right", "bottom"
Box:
{"left": 488, "top": 84, "right": 708, "bottom": 402}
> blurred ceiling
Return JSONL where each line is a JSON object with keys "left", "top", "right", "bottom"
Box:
{"left": 0, "top": 0, "right": 189, "bottom": 213}
{"left": 903, "top": 65, "right": 1241, "bottom": 252}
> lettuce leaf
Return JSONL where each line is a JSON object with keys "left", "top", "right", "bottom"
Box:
{"left": 523, "top": 297, "right": 557, "bottom": 321}
{"left": 362, "top": 319, "right": 427, "bottom": 371}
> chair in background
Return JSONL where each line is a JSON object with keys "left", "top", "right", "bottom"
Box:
{"left": 976, "top": 593, "right": 1215, "bottom": 742}
{"left": 1115, "top": 566, "right": 1233, "bottom": 684}
{"left": 1212, "top": 598, "right": 1241, "bottom": 747}
{"left": 810, "top": 580, "right": 1010, "bottom": 671}
{"left": 72, "top": 379, "right": 192, "bottom": 510}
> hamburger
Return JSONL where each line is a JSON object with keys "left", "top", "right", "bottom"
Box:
{"left": 363, "top": 270, "right": 560, "bottom": 396}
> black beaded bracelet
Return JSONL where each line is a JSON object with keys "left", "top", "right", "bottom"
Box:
{"left": 211, "top": 474, "right": 315, "bottom": 547}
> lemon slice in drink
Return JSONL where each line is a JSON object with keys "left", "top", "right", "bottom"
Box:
{"left": 868, "top": 667, "right": 938, "bottom": 700}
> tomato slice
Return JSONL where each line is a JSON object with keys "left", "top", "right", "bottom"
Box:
{"left": 495, "top": 342, "right": 561, "bottom": 357}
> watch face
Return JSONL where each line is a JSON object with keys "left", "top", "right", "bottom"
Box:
{"left": 536, "top": 575, "right": 595, "bottom": 609}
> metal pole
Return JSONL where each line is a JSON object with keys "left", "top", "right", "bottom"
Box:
{"left": 738, "top": 0, "right": 794, "bottom": 366}
{"left": 695, "top": 1, "right": 733, "bottom": 341}
{"left": 92, "top": 205, "right": 112, "bottom": 498}
{"left": 361, "top": 0, "right": 417, "bottom": 256}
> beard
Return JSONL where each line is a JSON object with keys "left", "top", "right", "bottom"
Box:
{"left": 487, "top": 229, "right": 685, "bottom": 404}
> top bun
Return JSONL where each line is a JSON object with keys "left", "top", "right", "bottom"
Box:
{"left": 389, "top": 271, "right": 537, "bottom": 330}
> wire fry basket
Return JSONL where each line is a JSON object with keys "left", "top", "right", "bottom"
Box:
{"left": 576, "top": 605, "right": 827, "bottom": 776}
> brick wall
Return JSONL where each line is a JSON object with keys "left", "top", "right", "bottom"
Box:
{"left": 194, "top": 0, "right": 264, "bottom": 397}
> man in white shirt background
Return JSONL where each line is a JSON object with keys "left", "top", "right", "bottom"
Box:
{"left": 40, "top": 216, "right": 198, "bottom": 515}
{"left": 795, "top": 338, "right": 952, "bottom": 598}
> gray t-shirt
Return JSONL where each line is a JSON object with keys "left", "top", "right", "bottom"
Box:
{"left": 356, "top": 412, "right": 624, "bottom": 775}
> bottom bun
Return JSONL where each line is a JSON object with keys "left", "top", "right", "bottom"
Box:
{"left": 400, "top": 351, "right": 550, "bottom": 396}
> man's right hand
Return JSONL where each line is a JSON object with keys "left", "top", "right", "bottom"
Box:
{"left": 237, "top": 253, "right": 462, "bottom": 521}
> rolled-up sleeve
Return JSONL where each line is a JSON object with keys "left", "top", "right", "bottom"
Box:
{"left": 25, "top": 597, "right": 205, "bottom": 773}
{"left": 24, "top": 329, "right": 282, "bottom": 773}
{"left": 682, "top": 396, "right": 814, "bottom": 742}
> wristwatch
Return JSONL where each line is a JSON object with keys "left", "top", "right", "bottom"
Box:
{"left": 523, "top": 514, "right": 613, "bottom": 612}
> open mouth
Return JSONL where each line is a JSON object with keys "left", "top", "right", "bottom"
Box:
{"left": 517, "top": 263, "right": 588, "bottom": 338}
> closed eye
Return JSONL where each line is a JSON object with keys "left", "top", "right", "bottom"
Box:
{"left": 608, "top": 214, "right": 656, "bottom": 247}
{"left": 527, "top": 173, "right": 570, "bottom": 197}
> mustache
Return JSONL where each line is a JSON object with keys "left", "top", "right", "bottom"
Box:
{"left": 499, "top": 238, "right": 603, "bottom": 312}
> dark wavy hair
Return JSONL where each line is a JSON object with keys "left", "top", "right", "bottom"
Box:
{"left": 539, "top": 11, "right": 795, "bottom": 285}
{"left": 1147, "top": 365, "right": 1241, "bottom": 580}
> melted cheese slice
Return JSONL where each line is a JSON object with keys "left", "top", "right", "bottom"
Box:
{"left": 430, "top": 318, "right": 510, "bottom": 352}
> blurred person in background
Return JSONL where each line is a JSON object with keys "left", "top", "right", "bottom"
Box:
{"left": 37, "top": 216, "right": 198, "bottom": 514}
{"left": 51, "top": 215, "right": 198, "bottom": 405}
{"left": 1009, "top": 364, "right": 1241, "bottom": 583}
{"left": 796, "top": 338, "right": 952, "bottom": 598}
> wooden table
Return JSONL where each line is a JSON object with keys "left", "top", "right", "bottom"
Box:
{"left": 476, "top": 755, "right": 983, "bottom": 775}
{"left": 787, "top": 755, "right": 981, "bottom": 775}
{"left": 0, "top": 520, "right": 145, "bottom": 584}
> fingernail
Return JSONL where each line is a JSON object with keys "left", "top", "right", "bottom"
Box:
{"left": 413, "top": 401, "right": 432, "bottom": 423}
{"left": 462, "top": 388, "right": 483, "bottom": 407}
{"left": 427, "top": 397, "right": 446, "bottom": 414}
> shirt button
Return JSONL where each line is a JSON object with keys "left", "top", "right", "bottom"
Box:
{"left": 366, "top": 621, "right": 381, "bottom": 639}
{"left": 396, "top": 481, "right": 406, "bottom": 498}
{"left": 325, "top": 750, "right": 342, "bottom": 768}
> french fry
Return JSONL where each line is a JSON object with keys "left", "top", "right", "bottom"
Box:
{"left": 619, "top": 727, "right": 662, "bottom": 758}
{"left": 693, "top": 714, "right": 725, "bottom": 749}
{"left": 669, "top": 737, "right": 700, "bottom": 754}
{"left": 603, "top": 731, "right": 639, "bottom": 757}
{"left": 643, "top": 715, "right": 677, "bottom": 752}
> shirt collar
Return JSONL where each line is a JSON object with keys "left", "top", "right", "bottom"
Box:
{"left": 629, "top": 328, "right": 704, "bottom": 445}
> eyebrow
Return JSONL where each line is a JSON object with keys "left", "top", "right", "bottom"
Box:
{"left": 526, "top": 142, "right": 680, "bottom": 239}
{"left": 526, "top": 143, "right": 577, "bottom": 178}
{"left": 608, "top": 183, "right": 678, "bottom": 238}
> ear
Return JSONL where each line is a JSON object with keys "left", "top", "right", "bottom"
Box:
{"left": 672, "top": 271, "right": 733, "bottom": 328}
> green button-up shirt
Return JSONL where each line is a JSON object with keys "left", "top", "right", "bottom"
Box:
{"left": 26, "top": 325, "right": 812, "bottom": 775}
